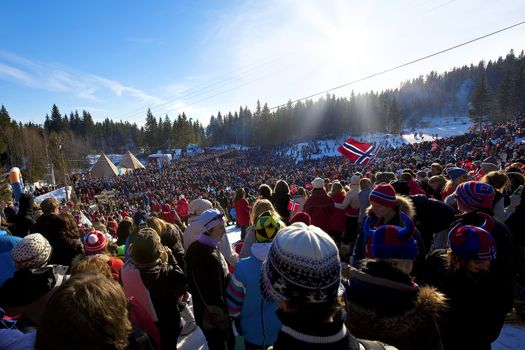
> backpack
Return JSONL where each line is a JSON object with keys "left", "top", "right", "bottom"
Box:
{"left": 126, "top": 301, "right": 154, "bottom": 350}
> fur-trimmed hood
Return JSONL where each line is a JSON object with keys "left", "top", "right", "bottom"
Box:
{"left": 345, "top": 266, "right": 446, "bottom": 350}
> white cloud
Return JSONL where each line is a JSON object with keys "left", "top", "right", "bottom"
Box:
{"left": 0, "top": 50, "right": 159, "bottom": 104}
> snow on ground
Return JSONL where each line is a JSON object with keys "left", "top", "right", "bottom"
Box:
{"left": 285, "top": 115, "right": 473, "bottom": 161}
{"left": 178, "top": 224, "right": 525, "bottom": 350}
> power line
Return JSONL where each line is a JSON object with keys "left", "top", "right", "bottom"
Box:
{"left": 268, "top": 19, "right": 525, "bottom": 112}
{"left": 114, "top": 55, "right": 284, "bottom": 122}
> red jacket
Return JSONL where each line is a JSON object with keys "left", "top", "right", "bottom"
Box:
{"left": 329, "top": 193, "right": 346, "bottom": 234}
{"left": 176, "top": 199, "right": 189, "bottom": 218}
{"left": 304, "top": 189, "right": 335, "bottom": 234}
{"left": 235, "top": 198, "right": 251, "bottom": 226}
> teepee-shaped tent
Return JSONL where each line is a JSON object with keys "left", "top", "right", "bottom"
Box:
{"left": 89, "top": 154, "right": 118, "bottom": 179}
{"left": 119, "top": 151, "right": 145, "bottom": 170}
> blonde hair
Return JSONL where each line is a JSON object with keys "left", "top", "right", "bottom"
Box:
{"left": 330, "top": 181, "right": 344, "bottom": 196}
{"left": 249, "top": 199, "right": 281, "bottom": 225}
{"left": 71, "top": 256, "right": 112, "bottom": 280}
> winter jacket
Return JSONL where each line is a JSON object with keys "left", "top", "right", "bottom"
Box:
{"left": 335, "top": 187, "right": 360, "bottom": 217}
{"left": 272, "top": 309, "right": 392, "bottom": 350}
{"left": 272, "top": 192, "right": 291, "bottom": 224}
{"left": 185, "top": 238, "right": 230, "bottom": 330}
{"left": 330, "top": 193, "right": 347, "bottom": 233}
{"left": 6, "top": 194, "right": 36, "bottom": 238}
{"left": 0, "top": 265, "right": 68, "bottom": 325}
{"left": 226, "top": 243, "right": 281, "bottom": 346}
{"left": 176, "top": 199, "right": 189, "bottom": 218}
{"left": 234, "top": 198, "right": 251, "bottom": 227}
{"left": 358, "top": 189, "right": 371, "bottom": 224}
{"left": 303, "top": 188, "right": 335, "bottom": 233}
{"left": 344, "top": 261, "right": 445, "bottom": 350}
{"left": 129, "top": 296, "right": 162, "bottom": 350}
{"left": 160, "top": 224, "right": 186, "bottom": 270}
{"left": 421, "top": 250, "right": 506, "bottom": 350}
{"left": 121, "top": 251, "right": 186, "bottom": 350}
{"left": 449, "top": 211, "right": 514, "bottom": 313}
{"left": 0, "top": 233, "right": 21, "bottom": 287}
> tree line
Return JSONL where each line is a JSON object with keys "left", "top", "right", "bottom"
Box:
{"left": 1, "top": 49, "right": 524, "bottom": 182}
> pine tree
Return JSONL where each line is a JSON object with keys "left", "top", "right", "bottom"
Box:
{"left": 470, "top": 72, "right": 494, "bottom": 130}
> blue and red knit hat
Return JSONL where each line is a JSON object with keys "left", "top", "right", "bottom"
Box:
{"left": 448, "top": 223, "right": 496, "bottom": 261}
{"left": 455, "top": 181, "right": 495, "bottom": 210}
{"left": 369, "top": 183, "right": 397, "bottom": 208}
{"left": 369, "top": 213, "right": 418, "bottom": 260}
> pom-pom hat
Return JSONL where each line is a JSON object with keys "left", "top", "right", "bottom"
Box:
{"left": 83, "top": 231, "right": 108, "bottom": 255}
{"left": 261, "top": 222, "right": 341, "bottom": 304}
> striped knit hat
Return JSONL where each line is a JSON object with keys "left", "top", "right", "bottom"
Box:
{"left": 449, "top": 224, "right": 496, "bottom": 260}
{"left": 369, "top": 183, "right": 397, "bottom": 208}
{"left": 455, "top": 181, "right": 495, "bottom": 210}
{"left": 83, "top": 231, "right": 108, "bottom": 255}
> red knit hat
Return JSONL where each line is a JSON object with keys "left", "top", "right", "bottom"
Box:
{"left": 83, "top": 231, "right": 108, "bottom": 255}
{"left": 290, "top": 211, "right": 312, "bottom": 226}
{"left": 369, "top": 183, "right": 397, "bottom": 208}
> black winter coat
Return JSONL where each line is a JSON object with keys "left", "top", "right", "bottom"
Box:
{"left": 185, "top": 240, "right": 230, "bottom": 328}
{"left": 138, "top": 250, "right": 187, "bottom": 350}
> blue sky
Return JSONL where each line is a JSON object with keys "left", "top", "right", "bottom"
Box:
{"left": 1, "top": 0, "right": 525, "bottom": 126}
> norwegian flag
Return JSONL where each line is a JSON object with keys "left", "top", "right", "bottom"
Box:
{"left": 290, "top": 183, "right": 298, "bottom": 194}
{"left": 288, "top": 200, "right": 299, "bottom": 213}
{"left": 431, "top": 142, "right": 439, "bottom": 152}
{"left": 337, "top": 138, "right": 377, "bottom": 165}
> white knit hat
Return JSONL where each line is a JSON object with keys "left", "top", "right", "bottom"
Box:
{"left": 11, "top": 233, "right": 52, "bottom": 269}
{"left": 312, "top": 177, "right": 325, "bottom": 189}
{"left": 261, "top": 222, "right": 341, "bottom": 303}
{"left": 189, "top": 198, "right": 213, "bottom": 216}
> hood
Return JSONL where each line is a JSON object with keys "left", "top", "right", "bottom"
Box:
{"left": 251, "top": 242, "right": 271, "bottom": 261}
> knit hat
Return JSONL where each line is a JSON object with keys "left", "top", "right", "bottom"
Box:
{"left": 455, "top": 181, "right": 495, "bottom": 210}
{"left": 449, "top": 224, "right": 496, "bottom": 260}
{"left": 198, "top": 208, "right": 225, "bottom": 232}
{"left": 130, "top": 228, "right": 164, "bottom": 267}
{"left": 255, "top": 211, "right": 284, "bottom": 243}
{"left": 83, "top": 231, "right": 108, "bottom": 255}
{"left": 350, "top": 175, "right": 361, "bottom": 186}
{"left": 370, "top": 214, "right": 418, "bottom": 260}
{"left": 290, "top": 211, "right": 311, "bottom": 226}
{"left": 312, "top": 177, "right": 325, "bottom": 189}
{"left": 369, "top": 183, "right": 397, "bottom": 208}
{"left": 447, "top": 167, "right": 468, "bottom": 181}
{"left": 189, "top": 198, "right": 213, "bottom": 216}
{"left": 261, "top": 222, "right": 341, "bottom": 304}
{"left": 11, "top": 233, "right": 52, "bottom": 269}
